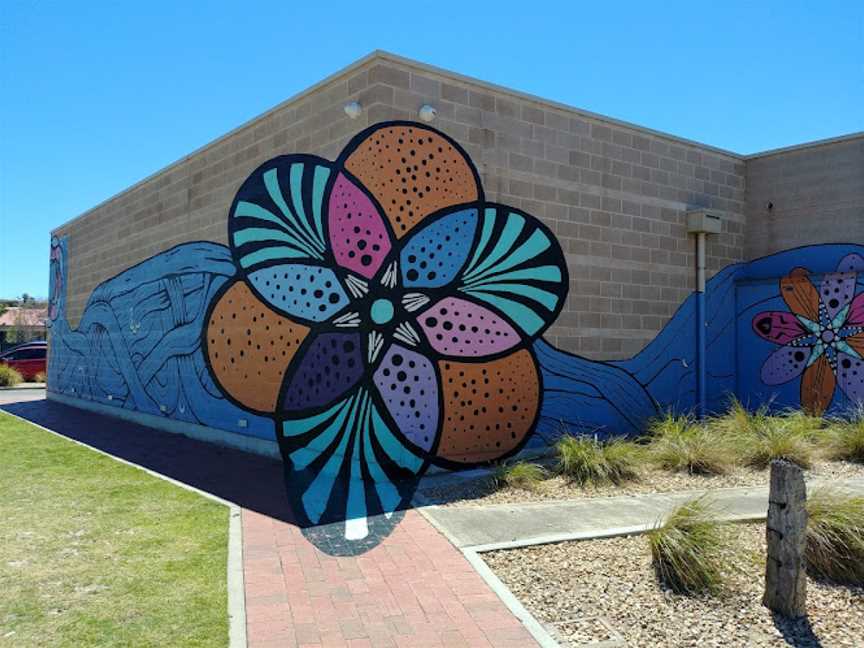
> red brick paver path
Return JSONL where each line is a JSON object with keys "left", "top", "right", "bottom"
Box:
{"left": 242, "top": 509, "right": 538, "bottom": 648}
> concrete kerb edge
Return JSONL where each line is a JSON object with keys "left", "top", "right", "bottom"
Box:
{"left": 416, "top": 505, "right": 559, "bottom": 647}
{"left": 228, "top": 507, "right": 248, "bottom": 648}
{"left": 466, "top": 513, "right": 766, "bottom": 554}
{"left": 0, "top": 408, "right": 248, "bottom": 648}
{"left": 0, "top": 383, "right": 47, "bottom": 391}
{"left": 462, "top": 548, "right": 561, "bottom": 648}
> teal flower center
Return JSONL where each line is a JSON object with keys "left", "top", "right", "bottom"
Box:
{"left": 371, "top": 298, "right": 394, "bottom": 324}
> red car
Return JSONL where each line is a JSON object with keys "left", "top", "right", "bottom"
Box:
{"left": 0, "top": 341, "right": 47, "bottom": 381}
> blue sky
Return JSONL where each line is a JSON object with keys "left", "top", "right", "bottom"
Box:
{"left": 1, "top": 1, "right": 861, "bottom": 298}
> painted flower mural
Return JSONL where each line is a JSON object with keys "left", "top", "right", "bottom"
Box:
{"left": 203, "top": 122, "right": 568, "bottom": 543}
{"left": 752, "top": 253, "right": 864, "bottom": 413}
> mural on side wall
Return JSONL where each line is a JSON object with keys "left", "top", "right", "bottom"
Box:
{"left": 751, "top": 255, "right": 864, "bottom": 414}
{"left": 47, "top": 121, "right": 864, "bottom": 555}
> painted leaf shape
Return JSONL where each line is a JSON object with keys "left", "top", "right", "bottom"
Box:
{"left": 205, "top": 280, "right": 309, "bottom": 413}
{"left": 819, "top": 271, "right": 857, "bottom": 322}
{"left": 847, "top": 293, "right": 864, "bottom": 327}
{"left": 435, "top": 349, "right": 539, "bottom": 465}
{"left": 341, "top": 123, "right": 480, "bottom": 238}
{"left": 837, "top": 253, "right": 864, "bottom": 273}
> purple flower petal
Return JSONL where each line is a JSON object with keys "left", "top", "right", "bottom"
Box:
{"left": 836, "top": 352, "right": 864, "bottom": 405}
{"left": 761, "top": 344, "right": 811, "bottom": 385}
{"left": 837, "top": 253, "right": 864, "bottom": 273}
{"left": 372, "top": 345, "right": 439, "bottom": 453}
{"left": 819, "top": 271, "right": 858, "bottom": 322}
{"left": 417, "top": 297, "right": 521, "bottom": 357}
{"left": 281, "top": 332, "right": 364, "bottom": 412}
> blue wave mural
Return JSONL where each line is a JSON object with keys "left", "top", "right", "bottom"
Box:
{"left": 47, "top": 121, "right": 864, "bottom": 555}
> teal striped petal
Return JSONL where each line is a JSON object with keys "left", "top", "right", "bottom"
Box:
{"left": 229, "top": 157, "right": 333, "bottom": 273}
{"left": 239, "top": 246, "right": 308, "bottom": 268}
{"left": 279, "top": 388, "right": 425, "bottom": 540}
{"left": 464, "top": 207, "right": 497, "bottom": 277}
{"left": 465, "top": 229, "right": 552, "bottom": 284}
{"left": 466, "top": 265, "right": 562, "bottom": 288}
{"left": 455, "top": 204, "right": 567, "bottom": 339}
{"left": 311, "top": 165, "right": 330, "bottom": 242}
{"left": 464, "top": 212, "right": 525, "bottom": 281}
{"left": 465, "top": 281, "right": 560, "bottom": 312}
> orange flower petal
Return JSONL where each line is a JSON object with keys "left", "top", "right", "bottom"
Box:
{"left": 800, "top": 354, "right": 835, "bottom": 415}
{"left": 205, "top": 280, "right": 309, "bottom": 413}
{"left": 780, "top": 267, "right": 819, "bottom": 322}
{"left": 846, "top": 333, "right": 864, "bottom": 358}
{"left": 342, "top": 124, "right": 480, "bottom": 239}
{"left": 435, "top": 349, "right": 539, "bottom": 465}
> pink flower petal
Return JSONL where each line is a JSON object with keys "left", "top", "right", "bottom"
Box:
{"left": 328, "top": 173, "right": 391, "bottom": 279}
{"left": 752, "top": 311, "right": 807, "bottom": 345}
{"left": 417, "top": 297, "right": 521, "bottom": 358}
{"left": 847, "top": 292, "right": 864, "bottom": 327}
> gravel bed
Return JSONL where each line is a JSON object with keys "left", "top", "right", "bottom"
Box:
{"left": 483, "top": 523, "right": 864, "bottom": 647}
{"left": 419, "top": 461, "right": 864, "bottom": 507}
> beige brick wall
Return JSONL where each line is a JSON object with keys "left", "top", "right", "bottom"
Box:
{"left": 54, "top": 52, "right": 747, "bottom": 361}
{"left": 744, "top": 134, "right": 864, "bottom": 259}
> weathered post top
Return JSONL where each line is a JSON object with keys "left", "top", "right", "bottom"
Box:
{"left": 763, "top": 459, "right": 808, "bottom": 618}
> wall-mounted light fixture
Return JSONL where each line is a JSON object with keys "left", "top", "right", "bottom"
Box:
{"left": 344, "top": 101, "right": 362, "bottom": 119}
{"left": 419, "top": 104, "right": 437, "bottom": 122}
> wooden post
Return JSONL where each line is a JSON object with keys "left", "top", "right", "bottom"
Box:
{"left": 763, "top": 459, "right": 808, "bottom": 617}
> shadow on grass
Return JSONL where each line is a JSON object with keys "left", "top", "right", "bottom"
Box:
{"left": 1, "top": 398, "right": 298, "bottom": 523}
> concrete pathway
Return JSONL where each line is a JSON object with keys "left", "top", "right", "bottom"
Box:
{"left": 0, "top": 386, "right": 47, "bottom": 403}
{"left": 1, "top": 393, "right": 540, "bottom": 648}
{"left": 421, "top": 478, "right": 864, "bottom": 551}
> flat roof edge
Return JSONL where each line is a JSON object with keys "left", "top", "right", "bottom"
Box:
{"left": 744, "top": 131, "right": 864, "bottom": 160}
{"left": 371, "top": 50, "right": 744, "bottom": 160}
{"left": 53, "top": 49, "right": 860, "bottom": 236}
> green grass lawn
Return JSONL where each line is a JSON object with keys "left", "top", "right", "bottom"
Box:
{"left": 0, "top": 412, "right": 229, "bottom": 647}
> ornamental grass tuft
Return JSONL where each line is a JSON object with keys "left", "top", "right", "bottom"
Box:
{"left": 647, "top": 413, "right": 731, "bottom": 475}
{"left": 805, "top": 489, "right": 864, "bottom": 585}
{"left": 647, "top": 498, "right": 725, "bottom": 595}
{"left": 555, "top": 435, "right": 641, "bottom": 486}
{"left": 0, "top": 365, "right": 23, "bottom": 387}
{"left": 824, "top": 417, "right": 864, "bottom": 464}
{"left": 493, "top": 461, "right": 548, "bottom": 491}
{"left": 736, "top": 415, "right": 815, "bottom": 469}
